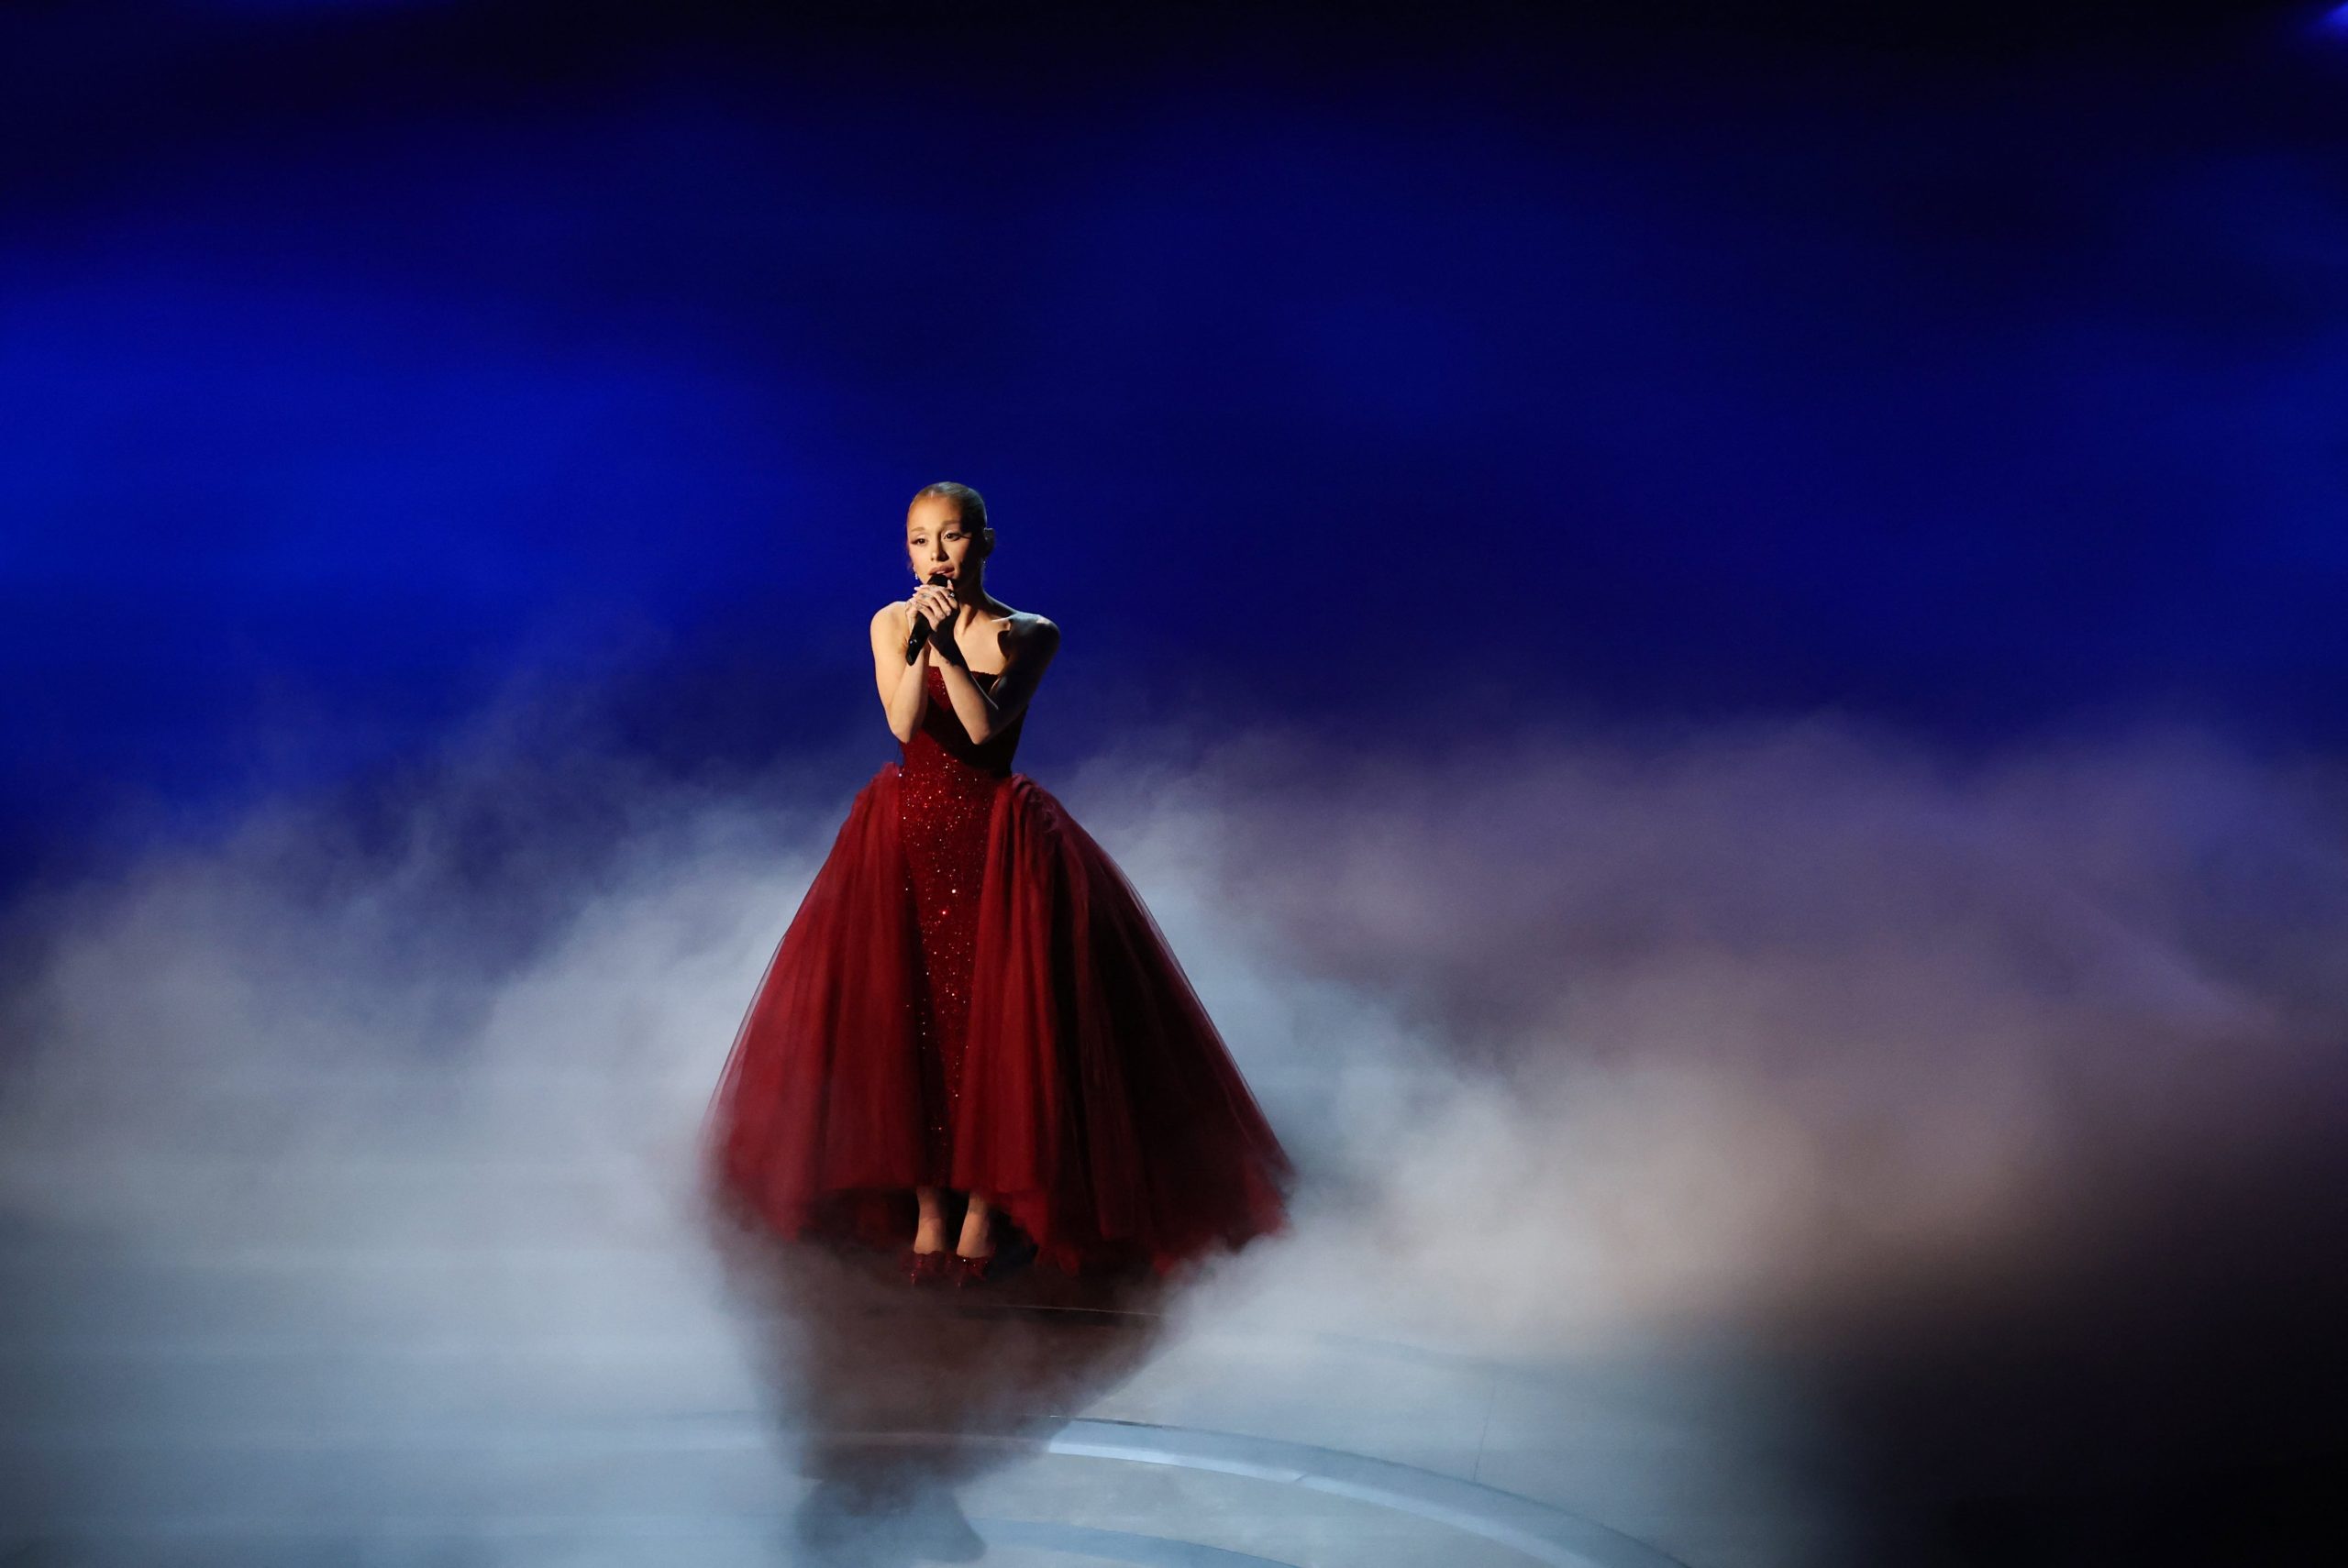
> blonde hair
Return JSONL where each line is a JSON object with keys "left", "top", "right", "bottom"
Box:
{"left": 912, "top": 481, "right": 989, "bottom": 536}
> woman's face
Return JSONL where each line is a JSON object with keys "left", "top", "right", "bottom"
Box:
{"left": 905, "top": 496, "right": 982, "bottom": 584}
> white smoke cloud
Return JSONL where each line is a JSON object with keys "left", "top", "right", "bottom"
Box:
{"left": 2, "top": 690, "right": 2339, "bottom": 1373}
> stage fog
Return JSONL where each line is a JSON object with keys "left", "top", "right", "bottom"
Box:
{"left": 3, "top": 660, "right": 2340, "bottom": 1561}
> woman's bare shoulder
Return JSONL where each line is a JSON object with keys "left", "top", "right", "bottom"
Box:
{"left": 996, "top": 611, "right": 1059, "bottom": 670}
{"left": 1007, "top": 610, "right": 1060, "bottom": 651}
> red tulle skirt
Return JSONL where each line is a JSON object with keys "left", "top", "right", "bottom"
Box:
{"left": 703, "top": 761, "right": 1293, "bottom": 1277}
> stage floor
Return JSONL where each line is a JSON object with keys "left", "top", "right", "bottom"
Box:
{"left": 0, "top": 1086, "right": 1845, "bottom": 1568}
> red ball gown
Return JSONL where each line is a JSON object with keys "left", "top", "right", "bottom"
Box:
{"left": 703, "top": 658, "right": 1293, "bottom": 1277}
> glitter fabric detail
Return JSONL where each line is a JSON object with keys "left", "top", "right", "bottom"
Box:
{"left": 899, "top": 664, "right": 1025, "bottom": 1181}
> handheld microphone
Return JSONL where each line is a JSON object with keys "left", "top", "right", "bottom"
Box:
{"left": 904, "top": 572, "right": 952, "bottom": 663}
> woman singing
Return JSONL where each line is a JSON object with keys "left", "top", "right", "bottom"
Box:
{"left": 703, "top": 482, "right": 1293, "bottom": 1287}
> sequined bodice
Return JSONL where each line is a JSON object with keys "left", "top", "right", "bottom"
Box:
{"left": 896, "top": 662, "right": 1024, "bottom": 1179}
{"left": 902, "top": 664, "right": 1024, "bottom": 780}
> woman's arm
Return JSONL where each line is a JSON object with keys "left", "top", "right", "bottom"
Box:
{"left": 871, "top": 602, "right": 933, "bottom": 744}
{"left": 934, "top": 616, "right": 1060, "bottom": 744}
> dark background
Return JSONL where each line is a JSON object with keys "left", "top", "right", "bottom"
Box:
{"left": 6, "top": 0, "right": 2345, "bottom": 896}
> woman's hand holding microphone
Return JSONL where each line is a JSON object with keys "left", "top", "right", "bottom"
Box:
{"left": 906, "top": 578, "right": 958, "bottom": 662}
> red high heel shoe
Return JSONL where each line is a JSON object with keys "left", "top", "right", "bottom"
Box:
{"left": 951, "top": 1252, "right": 994, "bottom": 1288}
{"left": 901, "top": 1246, "right": 951, "bottom": 1286}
